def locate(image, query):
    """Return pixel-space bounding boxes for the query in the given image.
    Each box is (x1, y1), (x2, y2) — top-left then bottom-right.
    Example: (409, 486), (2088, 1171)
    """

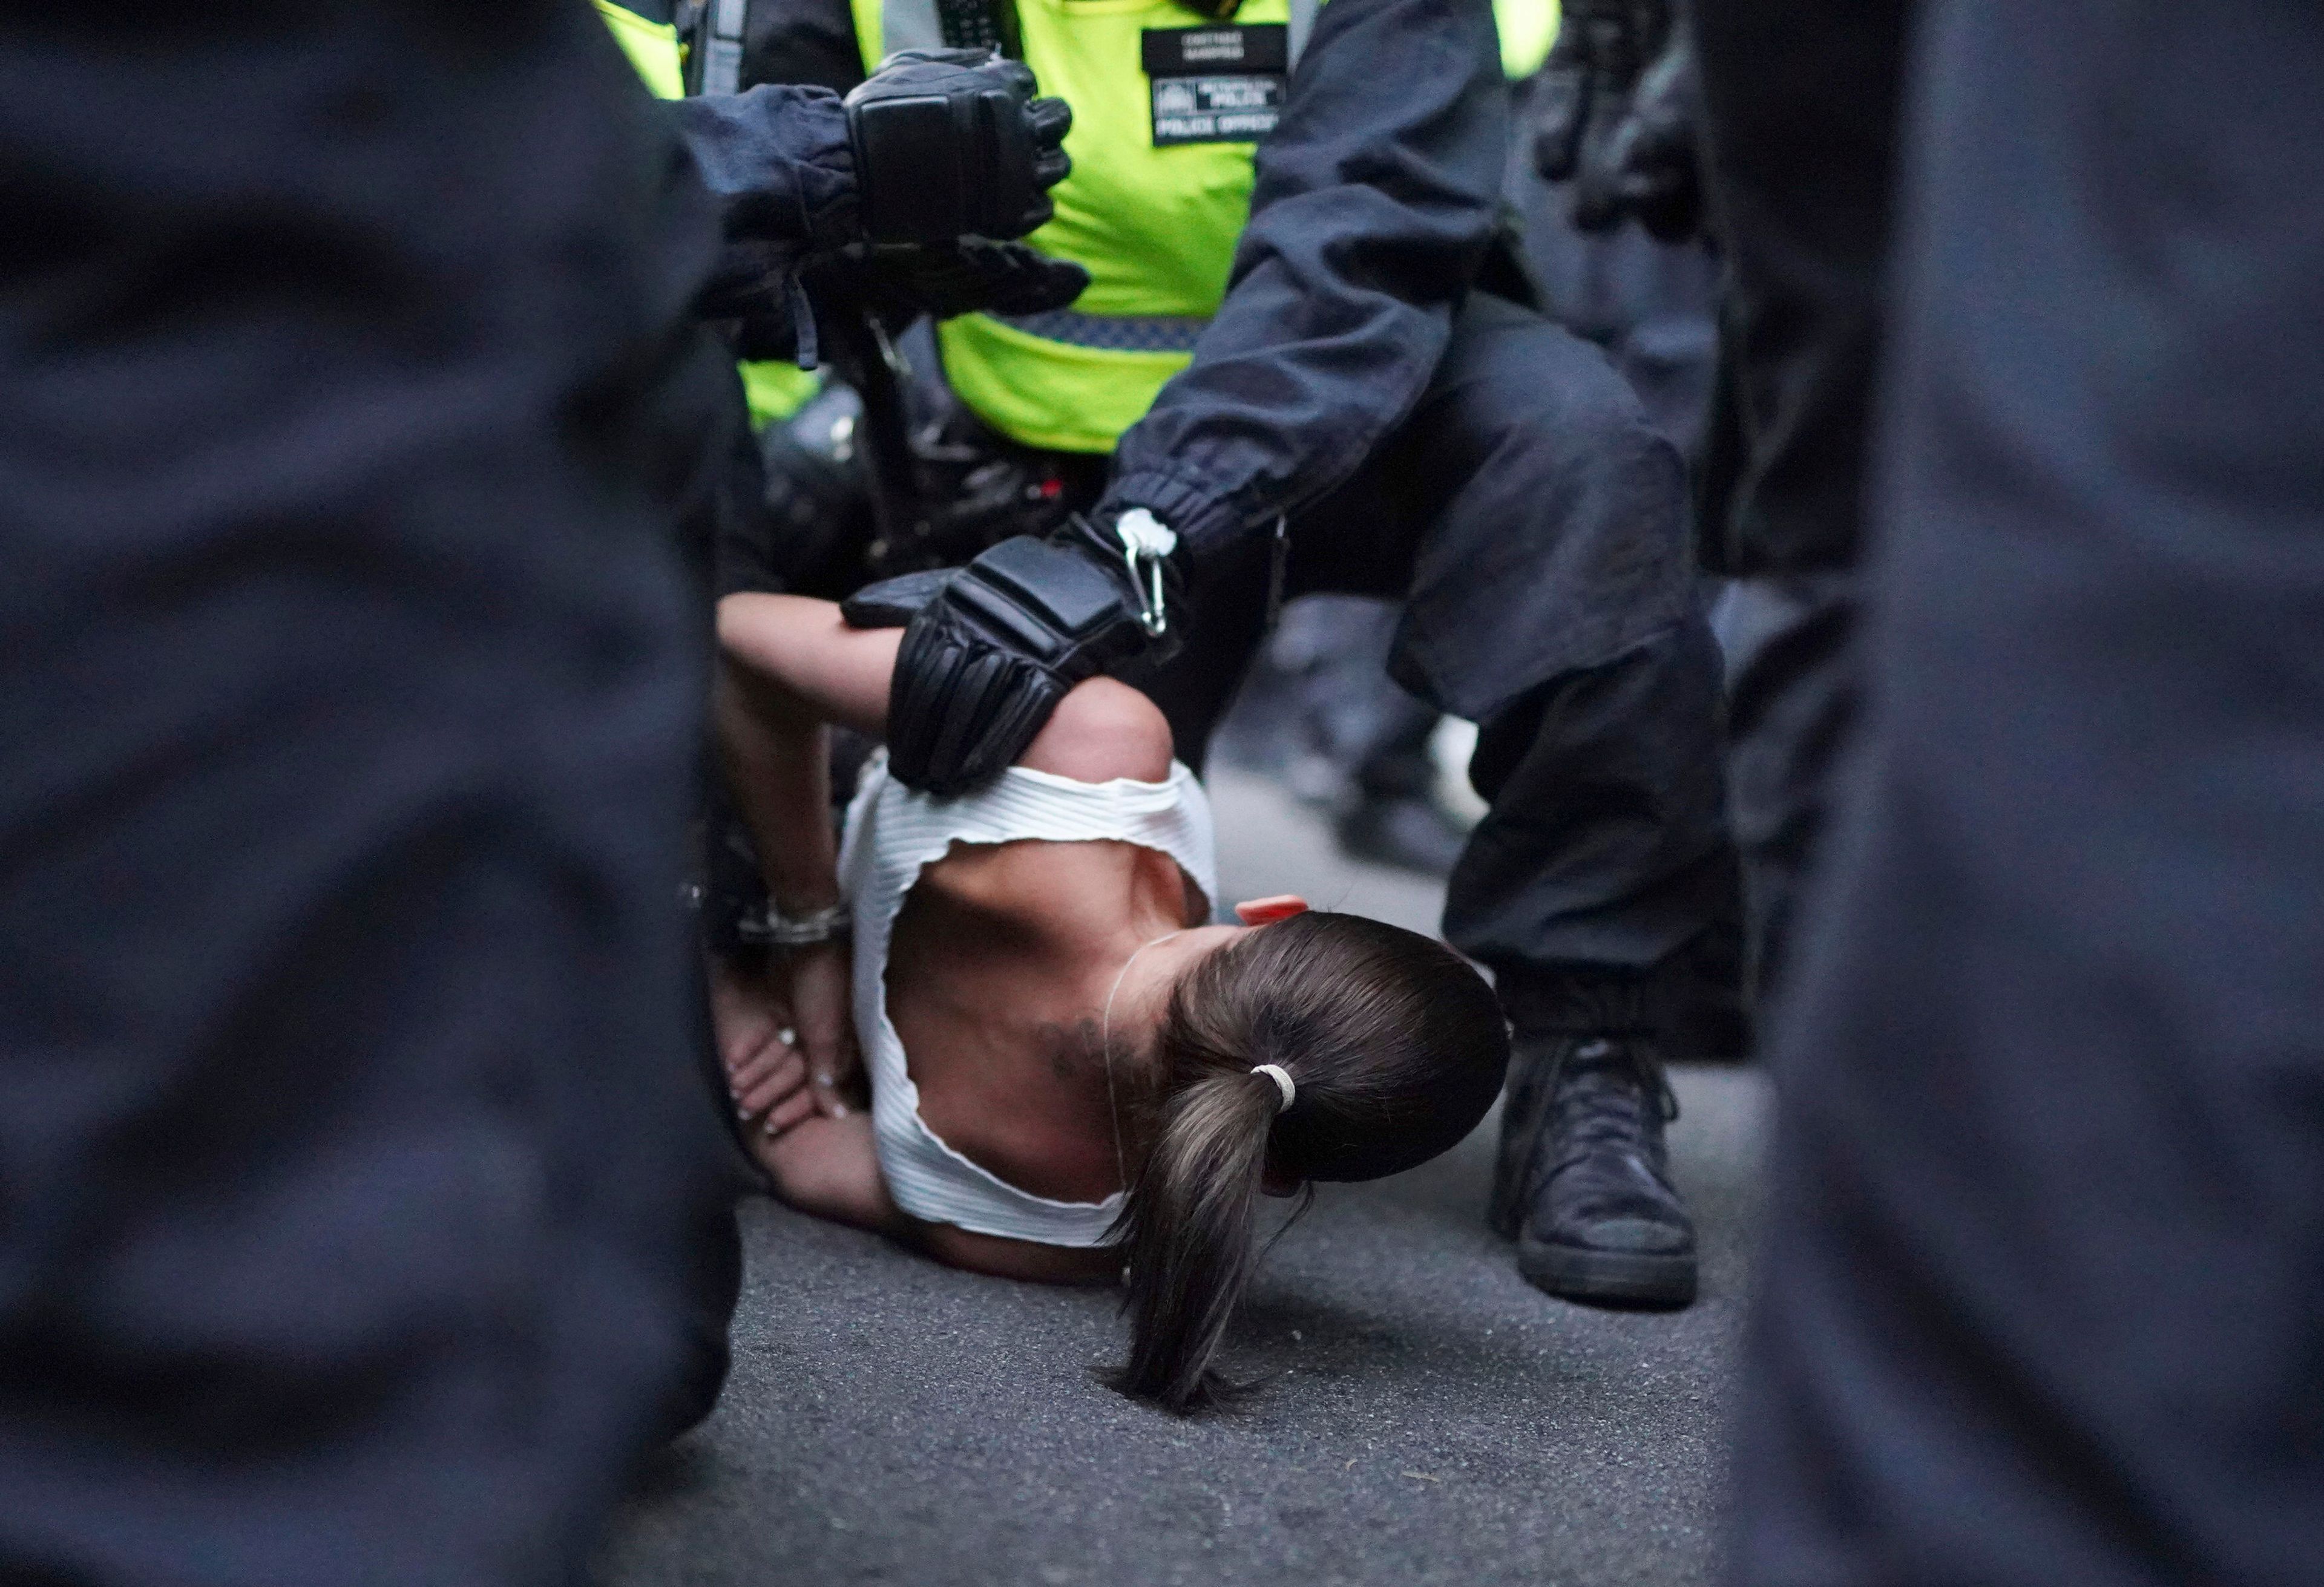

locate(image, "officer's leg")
(1692, 0), (1912, 1006)
(1337, 685), (1465, 877)
(1260, 595), (1466, 876)
(0, 407), (729, 1587)
(1718, 571), (1858, 1000)
(1301, 291), (1744, 1307)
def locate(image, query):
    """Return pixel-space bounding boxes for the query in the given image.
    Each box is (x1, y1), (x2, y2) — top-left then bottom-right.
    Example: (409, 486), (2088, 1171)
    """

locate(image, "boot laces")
(1550, 1036), (1678, 1162)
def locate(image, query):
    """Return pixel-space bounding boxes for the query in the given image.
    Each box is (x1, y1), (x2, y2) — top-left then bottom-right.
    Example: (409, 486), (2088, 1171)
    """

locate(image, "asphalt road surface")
(600, 768), (1767, 1587)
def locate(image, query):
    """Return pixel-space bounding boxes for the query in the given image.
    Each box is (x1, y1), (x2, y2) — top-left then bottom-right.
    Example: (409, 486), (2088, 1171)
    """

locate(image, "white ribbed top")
(838, 750), (1216, 1246)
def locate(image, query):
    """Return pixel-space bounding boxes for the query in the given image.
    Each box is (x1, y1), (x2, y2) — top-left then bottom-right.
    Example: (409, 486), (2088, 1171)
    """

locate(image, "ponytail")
(1106, 1065), (1283, 1411)
(1103, 912), (1509, 1415)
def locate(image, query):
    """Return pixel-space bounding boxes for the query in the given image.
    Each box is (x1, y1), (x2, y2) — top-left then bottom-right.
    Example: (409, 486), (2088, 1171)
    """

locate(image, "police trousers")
(1692, 0), (1915, 1000)
(1124, 293), (1744, 1050)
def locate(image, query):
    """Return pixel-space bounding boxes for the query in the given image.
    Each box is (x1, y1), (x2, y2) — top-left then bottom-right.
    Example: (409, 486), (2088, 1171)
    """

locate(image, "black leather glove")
(1601, 23), (1704, 244)
(717, 238), (1087, 364)
(830, 238), (1091, 323)
(844, 50), (1074, 246)
(841, 512), (1187, 796)
(1532, 0), (1669, 231)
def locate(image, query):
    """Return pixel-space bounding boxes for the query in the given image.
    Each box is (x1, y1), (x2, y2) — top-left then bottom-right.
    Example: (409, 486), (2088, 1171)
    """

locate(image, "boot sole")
(1518, 1237), (1698, 1309)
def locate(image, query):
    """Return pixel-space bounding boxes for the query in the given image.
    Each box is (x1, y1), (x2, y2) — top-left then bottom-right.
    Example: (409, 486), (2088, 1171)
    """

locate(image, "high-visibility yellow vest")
(1495, 0), (1557, 80)
(597, 0), (822, 428)
(737, 357), (820, 426)
(600, 0), (689, 95)
(852, 0), (1293, 454)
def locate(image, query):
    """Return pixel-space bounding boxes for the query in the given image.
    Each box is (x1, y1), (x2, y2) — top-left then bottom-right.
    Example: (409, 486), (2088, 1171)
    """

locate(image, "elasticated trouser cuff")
(1495, 928), (1748, 1061)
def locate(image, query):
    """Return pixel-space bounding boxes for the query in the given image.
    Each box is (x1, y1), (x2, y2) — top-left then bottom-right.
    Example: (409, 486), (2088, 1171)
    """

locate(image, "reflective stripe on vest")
(855, 0), (1296, 453)
(991, 308), (1210, 353)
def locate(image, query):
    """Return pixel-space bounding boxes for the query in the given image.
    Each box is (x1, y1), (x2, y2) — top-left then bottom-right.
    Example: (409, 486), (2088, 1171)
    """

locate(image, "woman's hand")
(711, 947), (861, 1138)
(777, 941), (862, 1120)
(711, 954), (820, 1139)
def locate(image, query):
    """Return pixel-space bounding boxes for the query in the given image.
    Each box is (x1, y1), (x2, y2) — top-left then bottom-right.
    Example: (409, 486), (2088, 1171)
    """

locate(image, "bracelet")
(738, 900), (852, 949)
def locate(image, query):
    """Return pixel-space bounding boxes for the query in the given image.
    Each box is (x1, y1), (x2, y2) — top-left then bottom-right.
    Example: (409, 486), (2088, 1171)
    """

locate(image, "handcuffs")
(736, 900), (853, 950)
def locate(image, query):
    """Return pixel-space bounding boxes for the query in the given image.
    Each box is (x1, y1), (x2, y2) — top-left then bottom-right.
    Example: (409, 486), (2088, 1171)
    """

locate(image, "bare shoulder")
(1017, 676), (1175, 785)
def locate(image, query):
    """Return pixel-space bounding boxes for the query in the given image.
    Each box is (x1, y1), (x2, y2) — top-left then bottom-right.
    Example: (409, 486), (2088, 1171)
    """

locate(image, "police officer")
(737, 0), (1745, 1308)
(583, 0), (1084, 1444)
(1250, 0), (1719, 888)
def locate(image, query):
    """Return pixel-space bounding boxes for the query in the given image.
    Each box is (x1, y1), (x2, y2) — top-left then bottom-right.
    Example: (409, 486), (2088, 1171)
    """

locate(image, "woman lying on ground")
(711, 593), (1509, 1412)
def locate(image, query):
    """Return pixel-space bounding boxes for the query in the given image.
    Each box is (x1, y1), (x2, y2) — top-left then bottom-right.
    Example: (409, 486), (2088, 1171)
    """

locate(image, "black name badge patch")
(1142, 25), (1288, 146)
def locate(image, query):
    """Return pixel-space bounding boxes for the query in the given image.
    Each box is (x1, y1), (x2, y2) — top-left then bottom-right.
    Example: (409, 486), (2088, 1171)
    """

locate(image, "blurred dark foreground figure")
(1686, 0), (1911, 1006)
(0, 4), (742, 1582)
(1531, 0), (1909, 1009)
(1735, 2), (2324, 1581)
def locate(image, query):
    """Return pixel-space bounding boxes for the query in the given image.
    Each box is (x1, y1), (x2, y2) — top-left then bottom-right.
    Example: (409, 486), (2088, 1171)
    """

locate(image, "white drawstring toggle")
(1115, 509), (1178, 639)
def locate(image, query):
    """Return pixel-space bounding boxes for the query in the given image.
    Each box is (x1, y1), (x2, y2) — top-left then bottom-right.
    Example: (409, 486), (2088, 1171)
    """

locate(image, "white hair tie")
(1251, 1063), (1296, 1112)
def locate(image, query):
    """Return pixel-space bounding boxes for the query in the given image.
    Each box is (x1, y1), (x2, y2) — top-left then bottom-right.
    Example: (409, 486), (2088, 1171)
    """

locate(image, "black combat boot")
(1490, 1033), (1696, 1307)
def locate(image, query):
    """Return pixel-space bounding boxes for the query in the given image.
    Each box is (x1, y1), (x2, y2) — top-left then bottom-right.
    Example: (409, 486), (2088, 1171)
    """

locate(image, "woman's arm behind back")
(717, 592), (1176, 783)
(717, 593), (900, 738)
(757, 1112), (898, 1232)
(721, 591), (1170, 1286)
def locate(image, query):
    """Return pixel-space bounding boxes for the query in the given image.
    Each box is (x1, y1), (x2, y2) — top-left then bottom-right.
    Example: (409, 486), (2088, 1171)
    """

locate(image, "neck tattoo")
(1099, 930), (1183, 1196)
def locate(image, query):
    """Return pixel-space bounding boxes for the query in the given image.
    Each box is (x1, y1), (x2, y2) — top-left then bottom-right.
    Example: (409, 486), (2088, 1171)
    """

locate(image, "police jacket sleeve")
(1098, 0), (1509, 557)
(671, 58), (1074, 328)
(662, 85), (861, 269)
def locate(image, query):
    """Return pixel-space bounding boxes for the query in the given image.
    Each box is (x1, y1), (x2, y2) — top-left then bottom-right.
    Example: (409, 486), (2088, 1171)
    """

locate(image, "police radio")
(677, 0), (749, 94)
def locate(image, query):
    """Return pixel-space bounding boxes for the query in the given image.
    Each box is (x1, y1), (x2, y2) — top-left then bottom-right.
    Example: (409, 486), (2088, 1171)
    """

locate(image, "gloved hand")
(844, 50), (1074, 246)
(1600, 22), (1704, 244)
(712, 238), (1088, 362)
(840, 512), (1187, 796)
(833, 237), (1091, 322)
(1531, 0), (1670, 231)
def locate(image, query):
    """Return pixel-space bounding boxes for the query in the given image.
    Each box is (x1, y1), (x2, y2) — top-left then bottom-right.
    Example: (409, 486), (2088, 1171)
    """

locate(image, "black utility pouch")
(1140, 23), (1288, 146)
